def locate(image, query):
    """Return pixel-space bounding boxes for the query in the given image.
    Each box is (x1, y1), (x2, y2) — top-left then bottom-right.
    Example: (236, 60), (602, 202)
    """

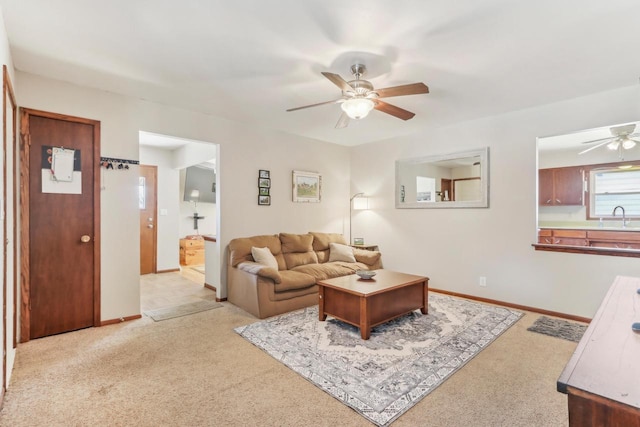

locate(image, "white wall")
(178, 168), (216, 237)
(350, 85), (640, 319)
(17, 71), (350, 311)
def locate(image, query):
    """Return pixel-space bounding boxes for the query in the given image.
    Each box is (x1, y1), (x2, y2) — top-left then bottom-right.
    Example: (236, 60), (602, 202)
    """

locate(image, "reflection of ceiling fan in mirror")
(286, 64), (429, 129)
(578, 124), (640, 156)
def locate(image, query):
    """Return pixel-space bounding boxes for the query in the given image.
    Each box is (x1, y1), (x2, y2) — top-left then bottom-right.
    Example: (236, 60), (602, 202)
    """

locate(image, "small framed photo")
(258, 178), (271, 188)
(292, 170), (321, 203)
(259, 187), (270, 196)
(258, 195), (271, 206)
(353, 238), (364, 245)
(259, 170), (270, 179)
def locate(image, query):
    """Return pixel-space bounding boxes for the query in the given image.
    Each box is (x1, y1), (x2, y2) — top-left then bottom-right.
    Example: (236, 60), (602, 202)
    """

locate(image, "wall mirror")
(396, 147), (489, 209)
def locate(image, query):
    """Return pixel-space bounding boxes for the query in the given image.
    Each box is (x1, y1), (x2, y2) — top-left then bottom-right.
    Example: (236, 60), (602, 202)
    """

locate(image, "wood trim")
(204, 283), (216, 291)
(430, 288), (591, 323)
(5, 66), (17, 351)
(19, 108), (101, 342)
(19, 109), (30, 343)
(202, 235), (217, 242)
(532, 243), (640, 258)
(99, 314), (142, 326)
(2, 64), (16, 392)
(215, 297), (227, 302)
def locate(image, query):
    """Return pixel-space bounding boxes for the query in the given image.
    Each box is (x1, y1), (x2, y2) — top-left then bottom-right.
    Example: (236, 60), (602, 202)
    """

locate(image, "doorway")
(20, 108), (101, 341)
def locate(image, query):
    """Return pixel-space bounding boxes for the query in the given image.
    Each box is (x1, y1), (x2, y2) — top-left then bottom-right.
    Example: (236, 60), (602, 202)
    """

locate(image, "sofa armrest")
(237, 261), (282, 284)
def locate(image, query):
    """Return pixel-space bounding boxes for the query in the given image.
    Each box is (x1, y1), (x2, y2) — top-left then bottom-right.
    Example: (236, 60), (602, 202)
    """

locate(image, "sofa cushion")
(310, 232), (347, 263)
(280, 233), (318, 269)
(251, 246), (278, 270)
(291, 262), (358, 281)
(329, 242), (356, 263)
(229, 234), (286, 270)
(274, 270), (317, 292)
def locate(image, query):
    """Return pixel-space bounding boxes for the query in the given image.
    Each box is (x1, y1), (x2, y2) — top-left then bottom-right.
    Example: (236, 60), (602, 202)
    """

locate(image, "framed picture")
(259, 170), (270, 179)
(259, 187), (269, 196)
(292, 170), (321, 203)
(258, 178), (271, 188)
(258, 195), (271, 205)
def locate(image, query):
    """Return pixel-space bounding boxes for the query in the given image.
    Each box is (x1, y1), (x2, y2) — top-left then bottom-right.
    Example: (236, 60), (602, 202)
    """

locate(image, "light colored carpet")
(527, 315), (588, 342)
(236, 294), (522, 426)
(0, 294), (576, 427)
(144, 300), (222, 321)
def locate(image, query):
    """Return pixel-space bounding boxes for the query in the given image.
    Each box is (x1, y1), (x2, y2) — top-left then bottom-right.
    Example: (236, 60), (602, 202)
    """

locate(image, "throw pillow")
(328, 242), (356, 263)
(251, 246), (278, 270)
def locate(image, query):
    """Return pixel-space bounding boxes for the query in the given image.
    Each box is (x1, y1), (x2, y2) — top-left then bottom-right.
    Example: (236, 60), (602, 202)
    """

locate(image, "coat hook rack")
(99, 157), (139, 170)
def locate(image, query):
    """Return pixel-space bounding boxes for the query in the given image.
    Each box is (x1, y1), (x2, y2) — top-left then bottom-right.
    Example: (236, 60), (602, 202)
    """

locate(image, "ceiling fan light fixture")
(341, 98), (374, 120)
(607, 140), (620, 150)
(622, 138), (637, 150)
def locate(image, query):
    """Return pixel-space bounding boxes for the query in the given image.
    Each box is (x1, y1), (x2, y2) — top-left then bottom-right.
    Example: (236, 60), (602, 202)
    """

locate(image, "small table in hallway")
(317, 269), (429, 340)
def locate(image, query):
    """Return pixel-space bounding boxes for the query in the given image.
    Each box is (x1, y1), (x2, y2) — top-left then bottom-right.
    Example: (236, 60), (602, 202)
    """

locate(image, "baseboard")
(215, 297), (227, 302)
(100, 314), (142, 326)
(156, 268), (180, 273)
(430, 288), (591, 324)
(204, 283), (216, 291)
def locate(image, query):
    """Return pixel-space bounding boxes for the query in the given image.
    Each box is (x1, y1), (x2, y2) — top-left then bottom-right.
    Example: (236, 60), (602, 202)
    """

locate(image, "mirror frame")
(395, 147), (490, 209)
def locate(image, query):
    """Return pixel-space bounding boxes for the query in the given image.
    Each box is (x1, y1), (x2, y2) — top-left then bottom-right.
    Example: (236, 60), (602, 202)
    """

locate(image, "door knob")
(147, 224), (154, 229)
(80, 235), (91, 243)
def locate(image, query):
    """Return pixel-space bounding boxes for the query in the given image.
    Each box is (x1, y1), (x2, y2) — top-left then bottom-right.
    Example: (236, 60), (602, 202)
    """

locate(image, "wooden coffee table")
(317, 269), (429, 340)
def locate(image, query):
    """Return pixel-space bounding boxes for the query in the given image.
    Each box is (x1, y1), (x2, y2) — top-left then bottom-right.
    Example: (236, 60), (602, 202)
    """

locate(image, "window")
(589, 167), (640, 218)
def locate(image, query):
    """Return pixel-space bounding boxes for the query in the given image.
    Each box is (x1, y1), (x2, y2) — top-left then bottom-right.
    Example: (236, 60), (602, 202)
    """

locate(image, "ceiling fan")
(578, 124), (640, 156)
(286, 64), (429, 128)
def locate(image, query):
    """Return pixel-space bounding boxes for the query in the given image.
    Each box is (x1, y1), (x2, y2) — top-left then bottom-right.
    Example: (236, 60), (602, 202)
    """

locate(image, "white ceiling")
(2, 0), (640, 147)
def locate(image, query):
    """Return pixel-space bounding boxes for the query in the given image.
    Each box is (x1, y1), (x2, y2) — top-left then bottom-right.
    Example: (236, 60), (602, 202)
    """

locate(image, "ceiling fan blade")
(374, 100), (415, 120)
(581, 136), (614, 145)
(335, 112), (350, 129)
(578, 140), (613, 155)
(375, 83), (429, 98)
(321, 72), (353, 93)
(286, 98), (343, 112)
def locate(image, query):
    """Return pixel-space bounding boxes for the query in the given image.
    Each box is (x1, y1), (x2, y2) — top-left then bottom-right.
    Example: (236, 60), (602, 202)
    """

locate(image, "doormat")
(527, 316), (587, 342)
(145, 300), (222, 322)
(235, 294), (521, 426)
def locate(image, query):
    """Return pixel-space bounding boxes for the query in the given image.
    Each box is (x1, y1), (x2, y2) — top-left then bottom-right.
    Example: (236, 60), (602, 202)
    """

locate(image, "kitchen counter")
(534, 226), (640, 258)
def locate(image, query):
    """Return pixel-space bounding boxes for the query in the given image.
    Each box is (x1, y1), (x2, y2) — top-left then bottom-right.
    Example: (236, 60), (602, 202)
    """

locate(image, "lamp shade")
(353, 196), (369, 210)
(341, 98), (374, 120)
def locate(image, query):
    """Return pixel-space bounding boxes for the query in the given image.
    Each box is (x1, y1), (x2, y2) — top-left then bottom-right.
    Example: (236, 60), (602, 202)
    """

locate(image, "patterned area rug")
(145, 300), (222, 321)
(527, 316), (587, 342)
(235, 294), (522, 426)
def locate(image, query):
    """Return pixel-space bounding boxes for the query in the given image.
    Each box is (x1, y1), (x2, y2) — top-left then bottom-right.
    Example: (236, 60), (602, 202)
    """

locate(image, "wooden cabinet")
(539, 228), (640, 249)
(557, 276), (640, 426)
(180, 237), (205, 266)
(538, 229), (588, 246)
(587, 230), (640, 250)
(538, 166), (584, 206)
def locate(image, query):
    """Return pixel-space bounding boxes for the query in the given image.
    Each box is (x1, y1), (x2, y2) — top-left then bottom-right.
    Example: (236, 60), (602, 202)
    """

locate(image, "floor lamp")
(350, 192), (368, 244)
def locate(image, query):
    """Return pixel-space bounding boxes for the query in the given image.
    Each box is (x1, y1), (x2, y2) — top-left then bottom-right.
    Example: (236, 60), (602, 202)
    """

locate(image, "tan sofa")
(227, 232), (382, 318)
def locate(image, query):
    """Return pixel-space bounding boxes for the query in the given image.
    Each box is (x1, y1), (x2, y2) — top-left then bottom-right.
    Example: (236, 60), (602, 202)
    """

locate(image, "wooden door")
(20, 109), (100, 341)
(139, 165), (157, 275)
(440, 178), (452, 201)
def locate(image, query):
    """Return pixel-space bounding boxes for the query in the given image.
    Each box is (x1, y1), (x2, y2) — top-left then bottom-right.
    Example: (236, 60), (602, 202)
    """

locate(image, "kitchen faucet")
(612, 206), (627, 228)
